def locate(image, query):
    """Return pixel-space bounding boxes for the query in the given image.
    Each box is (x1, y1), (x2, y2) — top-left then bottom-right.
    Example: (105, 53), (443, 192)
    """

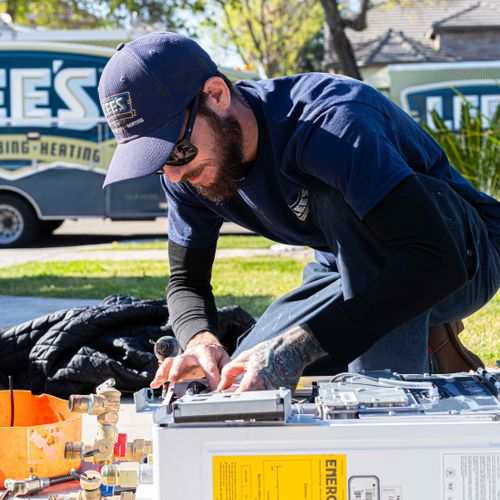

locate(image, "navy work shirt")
(162, 73), (499, 264)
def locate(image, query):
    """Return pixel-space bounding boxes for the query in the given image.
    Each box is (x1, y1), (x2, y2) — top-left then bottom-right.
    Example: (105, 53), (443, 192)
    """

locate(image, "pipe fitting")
(124, 439), (152, 462)
(65, 379), (122, 465)
(64, 441), (85, 460)
(78, 470), (102, 500)
(101, 462), (153, 488)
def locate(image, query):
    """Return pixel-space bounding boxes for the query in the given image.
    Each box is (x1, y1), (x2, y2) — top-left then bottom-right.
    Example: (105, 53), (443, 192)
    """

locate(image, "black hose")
(48, 473), (77, 486)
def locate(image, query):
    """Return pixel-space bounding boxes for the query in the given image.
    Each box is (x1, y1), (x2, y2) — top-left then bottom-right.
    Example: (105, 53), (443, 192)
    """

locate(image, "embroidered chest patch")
(289, 188), (309, 221)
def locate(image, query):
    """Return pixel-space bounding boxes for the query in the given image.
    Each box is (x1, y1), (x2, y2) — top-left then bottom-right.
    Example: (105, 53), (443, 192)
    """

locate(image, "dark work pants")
(233, 174), (500, 374)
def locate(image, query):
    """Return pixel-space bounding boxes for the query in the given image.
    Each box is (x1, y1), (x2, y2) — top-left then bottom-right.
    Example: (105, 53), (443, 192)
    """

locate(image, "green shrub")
(422, 95), (499, 198)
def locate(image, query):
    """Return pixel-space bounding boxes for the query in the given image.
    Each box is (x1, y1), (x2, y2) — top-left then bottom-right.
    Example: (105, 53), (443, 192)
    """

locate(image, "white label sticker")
(443, 453), (500, 500)
(349, 476), (379, 500)
(381, 486), (402, 500)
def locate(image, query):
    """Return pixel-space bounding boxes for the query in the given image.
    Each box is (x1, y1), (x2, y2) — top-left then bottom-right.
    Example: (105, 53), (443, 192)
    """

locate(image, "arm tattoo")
(247, 324), (326, 391)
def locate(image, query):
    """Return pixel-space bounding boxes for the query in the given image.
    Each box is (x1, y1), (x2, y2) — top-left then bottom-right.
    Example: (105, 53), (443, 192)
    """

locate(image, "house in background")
(323, 0), (500, 128)
(0, 14), (149, 48)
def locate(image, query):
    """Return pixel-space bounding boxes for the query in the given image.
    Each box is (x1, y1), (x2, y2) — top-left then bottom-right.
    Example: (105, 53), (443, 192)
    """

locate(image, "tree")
(1, 0), (105, 29)
(320, 1), (428, 80)
(320, 0), (369, 80)
(4, 0), (26, 22)
(296, 29), (324, 73)
(206, 0), (324, 78)
(0, 0), (204, 31)
(105, 0), (206, 31)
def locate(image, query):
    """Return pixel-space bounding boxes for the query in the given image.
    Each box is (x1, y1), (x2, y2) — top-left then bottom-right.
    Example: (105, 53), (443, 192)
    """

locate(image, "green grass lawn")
(0, 257), (497, 365)
(92, 235), (275, 251)
(461, 294), (499, 364)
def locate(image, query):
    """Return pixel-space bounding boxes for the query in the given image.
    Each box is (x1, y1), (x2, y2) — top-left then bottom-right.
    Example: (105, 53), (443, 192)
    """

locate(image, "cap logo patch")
(102, 91), (136, 126)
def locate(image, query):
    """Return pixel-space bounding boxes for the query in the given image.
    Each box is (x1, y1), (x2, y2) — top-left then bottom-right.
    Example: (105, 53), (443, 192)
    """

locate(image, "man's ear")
(201, 76), (231, 112)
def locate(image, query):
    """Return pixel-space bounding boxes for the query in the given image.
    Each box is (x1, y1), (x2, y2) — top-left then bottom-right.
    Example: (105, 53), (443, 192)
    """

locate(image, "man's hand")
(150, 331), (231, 390)
(217, 324), (326, 392)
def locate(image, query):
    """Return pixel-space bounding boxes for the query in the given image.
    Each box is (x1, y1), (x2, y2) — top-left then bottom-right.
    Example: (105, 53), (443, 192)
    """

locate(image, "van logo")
(400, 80), (500, 130)
(0, 48), (113, 175)
(102, 91), (136, 125)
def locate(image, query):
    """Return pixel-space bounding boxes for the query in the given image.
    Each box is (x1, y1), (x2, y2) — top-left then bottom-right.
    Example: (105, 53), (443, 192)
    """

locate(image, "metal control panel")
(134, 369), (500, 500)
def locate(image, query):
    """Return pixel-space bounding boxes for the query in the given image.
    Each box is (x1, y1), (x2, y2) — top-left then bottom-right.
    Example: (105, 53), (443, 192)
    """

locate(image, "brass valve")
(123, 439), (152, 462)
(68, 380), (121, 417)
(79, 470), (102, 499)
(66, 379), (121, 465)
(101, 463), (138, 488)
(64, 438), (151, 464)
(101, 462), (153, 490)
(48, 470), (102, 500)
(72, 470), (135, 499)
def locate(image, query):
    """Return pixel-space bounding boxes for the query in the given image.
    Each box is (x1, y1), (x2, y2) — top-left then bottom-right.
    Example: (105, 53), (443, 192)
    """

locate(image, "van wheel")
(41, 220), (64, 235)
(0, 195), (41, 247)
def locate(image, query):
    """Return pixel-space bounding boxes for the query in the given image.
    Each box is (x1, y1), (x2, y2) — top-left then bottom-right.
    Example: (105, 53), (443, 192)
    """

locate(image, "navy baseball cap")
(98, 32), (218, 187)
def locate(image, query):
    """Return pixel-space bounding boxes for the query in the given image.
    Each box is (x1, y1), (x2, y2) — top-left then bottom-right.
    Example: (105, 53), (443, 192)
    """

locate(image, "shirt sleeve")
(167, 240), (219, 350)
(160, 176), (224, 348)
(299, 101), (415, 219)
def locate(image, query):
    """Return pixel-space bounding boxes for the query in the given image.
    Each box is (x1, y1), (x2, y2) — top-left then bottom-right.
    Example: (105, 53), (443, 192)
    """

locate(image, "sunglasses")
(156, 94), (200, 174)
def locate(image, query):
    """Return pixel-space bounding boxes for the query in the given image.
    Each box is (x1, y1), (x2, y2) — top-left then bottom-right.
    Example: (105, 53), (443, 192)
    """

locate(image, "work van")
(0, 41), (257, 247)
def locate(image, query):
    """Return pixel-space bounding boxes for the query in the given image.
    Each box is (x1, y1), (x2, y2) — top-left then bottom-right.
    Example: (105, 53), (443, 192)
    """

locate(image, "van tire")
(0, 194), (41, 247)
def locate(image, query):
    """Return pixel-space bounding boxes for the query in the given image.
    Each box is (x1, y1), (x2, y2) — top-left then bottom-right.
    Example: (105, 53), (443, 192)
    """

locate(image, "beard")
(187, 103), (249, 204)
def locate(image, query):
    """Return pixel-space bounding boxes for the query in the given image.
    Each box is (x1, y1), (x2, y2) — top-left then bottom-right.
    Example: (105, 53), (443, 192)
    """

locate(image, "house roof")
(432, 1), (500, 31)
(325, 0), (500, 68)
(356, 28), (453, 66)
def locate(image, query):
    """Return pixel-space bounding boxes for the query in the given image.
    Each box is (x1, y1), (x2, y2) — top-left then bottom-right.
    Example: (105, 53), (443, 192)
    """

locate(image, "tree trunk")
(6, 0), (18, 22)
(320, 0), (363, 81)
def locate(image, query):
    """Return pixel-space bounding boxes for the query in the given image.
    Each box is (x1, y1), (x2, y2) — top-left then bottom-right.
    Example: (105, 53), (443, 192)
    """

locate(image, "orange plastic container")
(0, 390), (81, 484)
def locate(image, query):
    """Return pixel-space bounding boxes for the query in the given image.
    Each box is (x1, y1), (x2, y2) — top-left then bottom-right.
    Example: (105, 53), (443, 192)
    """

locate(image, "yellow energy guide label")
(212, 454), (347, 500)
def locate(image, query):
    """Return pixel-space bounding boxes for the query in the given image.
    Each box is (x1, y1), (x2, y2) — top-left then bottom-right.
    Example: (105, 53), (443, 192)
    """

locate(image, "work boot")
(428, 320), (485, 373)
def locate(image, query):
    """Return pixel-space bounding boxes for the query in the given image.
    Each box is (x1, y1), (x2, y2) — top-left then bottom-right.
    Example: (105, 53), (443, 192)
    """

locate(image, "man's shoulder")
(240, 72), (362, 89)
(238, 73), (387, 120)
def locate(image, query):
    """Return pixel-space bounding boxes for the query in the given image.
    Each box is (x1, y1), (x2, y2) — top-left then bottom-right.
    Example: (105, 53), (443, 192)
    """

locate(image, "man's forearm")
(167, 285), (219, 349)
(245, 325), (326, 390)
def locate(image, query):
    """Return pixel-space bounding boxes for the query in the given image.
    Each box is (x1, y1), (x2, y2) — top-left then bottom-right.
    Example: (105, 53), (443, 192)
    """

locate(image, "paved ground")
(0, 295), (102, 328)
